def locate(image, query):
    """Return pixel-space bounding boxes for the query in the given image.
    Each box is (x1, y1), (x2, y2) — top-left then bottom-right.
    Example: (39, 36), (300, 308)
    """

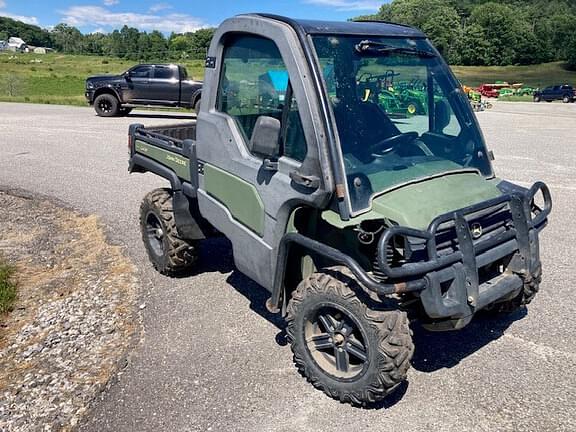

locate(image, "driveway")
(0, 102), (574, 432)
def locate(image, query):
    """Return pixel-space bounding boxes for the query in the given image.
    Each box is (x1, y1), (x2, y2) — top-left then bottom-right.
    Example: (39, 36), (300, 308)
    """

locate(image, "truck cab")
(128, 14), (551, 406)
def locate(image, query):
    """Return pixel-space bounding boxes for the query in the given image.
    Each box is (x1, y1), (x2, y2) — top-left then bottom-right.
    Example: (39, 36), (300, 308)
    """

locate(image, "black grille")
(434, 203), (512, 256)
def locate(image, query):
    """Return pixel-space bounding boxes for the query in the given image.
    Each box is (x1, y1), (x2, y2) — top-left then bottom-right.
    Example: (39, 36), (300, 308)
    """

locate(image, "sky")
(0, 0), (385, 34)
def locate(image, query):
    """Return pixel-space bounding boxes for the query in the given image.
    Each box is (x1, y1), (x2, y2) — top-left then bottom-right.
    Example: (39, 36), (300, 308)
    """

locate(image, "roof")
(252, 14), (426, 38)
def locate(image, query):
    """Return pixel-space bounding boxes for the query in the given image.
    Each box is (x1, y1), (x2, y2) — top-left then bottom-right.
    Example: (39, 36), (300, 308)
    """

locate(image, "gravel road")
(1, 102), (574, 432)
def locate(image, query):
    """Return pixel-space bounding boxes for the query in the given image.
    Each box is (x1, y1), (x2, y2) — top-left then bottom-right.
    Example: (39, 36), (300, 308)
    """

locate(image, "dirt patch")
(0, 190), (138, 431)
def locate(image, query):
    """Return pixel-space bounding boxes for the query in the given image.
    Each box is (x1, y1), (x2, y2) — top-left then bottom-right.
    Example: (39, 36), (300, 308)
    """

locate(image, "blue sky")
(0, 0), (385, 33)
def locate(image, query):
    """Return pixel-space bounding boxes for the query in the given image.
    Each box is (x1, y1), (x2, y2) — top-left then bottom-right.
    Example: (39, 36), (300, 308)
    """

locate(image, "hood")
(86, 74), (122, 82)
(322, 172), (501, 230)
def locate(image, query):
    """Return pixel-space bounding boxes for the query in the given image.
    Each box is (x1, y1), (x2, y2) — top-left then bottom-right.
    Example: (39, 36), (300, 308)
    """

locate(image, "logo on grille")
(470, 222), (483, 239)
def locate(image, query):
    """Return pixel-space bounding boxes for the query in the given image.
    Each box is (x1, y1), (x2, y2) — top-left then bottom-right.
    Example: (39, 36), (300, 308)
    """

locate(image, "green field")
(0, 53), (205, 106)
(1, 52), (575, 106)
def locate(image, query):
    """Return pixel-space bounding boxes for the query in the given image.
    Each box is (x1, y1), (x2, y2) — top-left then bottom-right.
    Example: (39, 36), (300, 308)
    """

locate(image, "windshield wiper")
(354, 40), (436, 58)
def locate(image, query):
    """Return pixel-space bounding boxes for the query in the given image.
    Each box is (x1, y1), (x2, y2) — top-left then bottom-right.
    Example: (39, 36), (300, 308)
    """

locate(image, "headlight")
(86, 82), (95, 89)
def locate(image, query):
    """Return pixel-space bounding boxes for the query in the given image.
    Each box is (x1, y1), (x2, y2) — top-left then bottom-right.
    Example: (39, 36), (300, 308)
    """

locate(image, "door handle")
(289, 171), (320, 190)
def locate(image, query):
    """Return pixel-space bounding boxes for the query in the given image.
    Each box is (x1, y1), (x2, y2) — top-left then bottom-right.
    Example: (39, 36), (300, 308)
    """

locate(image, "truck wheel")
(140, 188), (197, 275)
(562, 95), (571, 103)
(286, 269), (413, 406)
(94, 94), (120, 117)
(533, 95), (541, 103)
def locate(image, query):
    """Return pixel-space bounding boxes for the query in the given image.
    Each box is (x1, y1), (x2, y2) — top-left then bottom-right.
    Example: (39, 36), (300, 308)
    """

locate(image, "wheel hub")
(304, 306), (368, 379)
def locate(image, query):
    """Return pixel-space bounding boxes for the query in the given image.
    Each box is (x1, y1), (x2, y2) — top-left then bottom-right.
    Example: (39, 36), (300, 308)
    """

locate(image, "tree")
(51, 23), (83, 53)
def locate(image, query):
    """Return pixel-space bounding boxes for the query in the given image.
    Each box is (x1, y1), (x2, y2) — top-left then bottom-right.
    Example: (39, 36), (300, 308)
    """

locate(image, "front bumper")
(377, 181), (552, 321)
(85, 89), (95, 104)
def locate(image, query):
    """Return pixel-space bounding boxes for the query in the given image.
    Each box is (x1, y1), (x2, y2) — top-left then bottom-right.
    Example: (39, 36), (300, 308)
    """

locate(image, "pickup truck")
(533, 84), (576, 103)
(128, 14), (551, 405)
(85, 64), (202, 117)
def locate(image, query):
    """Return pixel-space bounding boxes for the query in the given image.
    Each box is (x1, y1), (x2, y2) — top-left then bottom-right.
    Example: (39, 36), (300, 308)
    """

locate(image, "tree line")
(2, 0), (576, 68)
(355, 0), (576, 69)
(0, 17), (215, 62)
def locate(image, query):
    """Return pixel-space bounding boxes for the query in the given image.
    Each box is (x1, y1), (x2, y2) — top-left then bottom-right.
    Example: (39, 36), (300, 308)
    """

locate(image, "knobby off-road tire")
(94, 94), (120, 117)
(286, 269), (414, 406)
(140, 188), (197, 275)
(485, 269), (542, 314)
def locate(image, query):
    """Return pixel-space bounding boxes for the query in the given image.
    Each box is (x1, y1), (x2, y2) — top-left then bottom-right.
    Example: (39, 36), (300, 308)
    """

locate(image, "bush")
(101, 59), (109, 64)
(0, 258), (17, 314)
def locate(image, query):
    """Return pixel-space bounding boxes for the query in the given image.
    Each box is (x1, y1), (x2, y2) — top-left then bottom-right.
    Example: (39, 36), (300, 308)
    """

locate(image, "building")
(7, 37), (28, 52)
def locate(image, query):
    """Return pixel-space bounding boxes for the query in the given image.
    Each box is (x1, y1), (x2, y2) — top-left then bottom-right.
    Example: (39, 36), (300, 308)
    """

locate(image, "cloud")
(0, 11), (39, 25)
(304, 0), (381, 11)
(103, 0), (119, 5)
(149, 3), (172, 13)
(60, 6), (206, 33)
(0, 1), (5, 9)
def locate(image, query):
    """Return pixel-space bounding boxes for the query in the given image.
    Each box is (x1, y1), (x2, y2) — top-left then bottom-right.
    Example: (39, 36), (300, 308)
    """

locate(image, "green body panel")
(135, 140), (191, 182)
(203, 164), (265, 236)
(322, 173), (502, 230)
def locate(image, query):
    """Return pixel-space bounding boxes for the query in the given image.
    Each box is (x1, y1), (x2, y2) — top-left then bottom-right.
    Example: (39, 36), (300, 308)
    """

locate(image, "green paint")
(135, 140), (191, 181)
(322, 172), (501, 230)
(204, 164), (265, 236)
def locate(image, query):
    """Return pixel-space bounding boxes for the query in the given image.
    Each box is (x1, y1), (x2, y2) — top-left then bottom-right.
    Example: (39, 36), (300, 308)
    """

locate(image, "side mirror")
(250, 116), (281, 170)
(434, 99), (451, 133)
(124, 71), (132, 81)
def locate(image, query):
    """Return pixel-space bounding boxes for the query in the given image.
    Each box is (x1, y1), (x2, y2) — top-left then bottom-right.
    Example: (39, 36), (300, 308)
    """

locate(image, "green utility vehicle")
(129, 15), (552, 405)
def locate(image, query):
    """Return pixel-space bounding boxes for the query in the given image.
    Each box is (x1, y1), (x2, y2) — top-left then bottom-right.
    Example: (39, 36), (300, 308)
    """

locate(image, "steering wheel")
(369, 132), (419, 155)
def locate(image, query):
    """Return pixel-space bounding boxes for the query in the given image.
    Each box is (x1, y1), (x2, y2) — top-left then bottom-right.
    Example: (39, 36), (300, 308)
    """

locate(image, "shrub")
(0, 258), (17, 314)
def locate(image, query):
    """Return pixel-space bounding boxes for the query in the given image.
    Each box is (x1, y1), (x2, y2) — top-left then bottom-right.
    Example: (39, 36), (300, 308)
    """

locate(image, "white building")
(7, 37), (28, 52)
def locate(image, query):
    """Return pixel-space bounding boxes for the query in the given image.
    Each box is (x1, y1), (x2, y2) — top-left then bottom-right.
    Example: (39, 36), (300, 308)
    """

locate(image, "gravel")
(0, 191), (137, 431)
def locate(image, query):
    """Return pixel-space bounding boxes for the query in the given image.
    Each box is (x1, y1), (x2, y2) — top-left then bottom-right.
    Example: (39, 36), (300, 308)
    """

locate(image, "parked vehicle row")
(85, 64), (202, 117)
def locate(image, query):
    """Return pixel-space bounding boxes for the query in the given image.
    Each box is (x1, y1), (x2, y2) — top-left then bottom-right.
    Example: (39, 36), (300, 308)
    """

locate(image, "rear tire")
(533, 95), (541, 103)
(140, 188), (198, 275)
(94, 93), (120, 117)
(286, 268), (413, 406)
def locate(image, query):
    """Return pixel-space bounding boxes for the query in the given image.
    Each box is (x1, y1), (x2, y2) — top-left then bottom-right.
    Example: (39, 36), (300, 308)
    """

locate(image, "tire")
(94, 93), (120, 117)
(562, 95), (571, 103)
(193, 98), (201, 114)
(533, 95), (541, 103)
(484, 268), (542, 314)
(119, 107), (133, 116)
(286, 268), (413, 406)
(139, 188), (198, 275)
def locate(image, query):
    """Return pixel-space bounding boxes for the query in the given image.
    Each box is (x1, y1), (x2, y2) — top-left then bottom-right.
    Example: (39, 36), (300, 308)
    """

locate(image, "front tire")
(94, 94), (120, 117)
(286, 269), (413, 405)
(533, 95), (541, 103)
(140, 189), (198, 275)
(562, 95), (571, 103)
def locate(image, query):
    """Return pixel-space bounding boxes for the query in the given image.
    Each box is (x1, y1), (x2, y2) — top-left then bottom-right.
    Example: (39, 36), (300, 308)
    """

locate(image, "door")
(148, 65), (180, 104)
(196, 33), (327, 290)
(125, 65), (153, 102)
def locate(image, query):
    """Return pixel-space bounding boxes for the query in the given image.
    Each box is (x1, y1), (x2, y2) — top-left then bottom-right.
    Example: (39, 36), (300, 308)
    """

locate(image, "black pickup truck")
(86, 64), (202, 117)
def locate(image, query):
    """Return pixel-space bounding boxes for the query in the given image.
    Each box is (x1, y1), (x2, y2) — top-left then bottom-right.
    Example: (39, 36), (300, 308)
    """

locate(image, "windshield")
(312, 35), (493, 214)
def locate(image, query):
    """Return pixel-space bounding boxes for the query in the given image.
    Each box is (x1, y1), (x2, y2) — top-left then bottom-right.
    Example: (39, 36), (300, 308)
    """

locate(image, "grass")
(0, 52), (205, 106)
(496, 95), (534, 102)
(1, 52), (575, 106)
(452, 61), (576, 88)
(0, 257), (17, 314)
